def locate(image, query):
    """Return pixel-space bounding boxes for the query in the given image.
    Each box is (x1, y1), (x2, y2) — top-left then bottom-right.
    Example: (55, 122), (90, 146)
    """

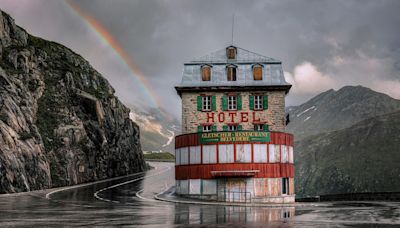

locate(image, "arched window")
(253, 64), (263, 80)
(226, 46), (237, 60)
(201, 65), (211, 81)
(227, 65), (237, 81)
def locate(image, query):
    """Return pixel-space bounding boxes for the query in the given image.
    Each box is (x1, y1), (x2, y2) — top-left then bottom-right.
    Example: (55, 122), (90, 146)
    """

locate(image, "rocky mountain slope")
(287, 86), (400, 197)
(287, 86), (400, 140)
(295, 111), (400, 197)
(0, 10), (145, 193)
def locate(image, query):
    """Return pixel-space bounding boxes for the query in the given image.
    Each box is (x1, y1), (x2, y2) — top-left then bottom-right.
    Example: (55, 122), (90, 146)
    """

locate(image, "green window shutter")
(212, 125), (217, 132)
(222, 96), (227, 111)
(238, 124), (242, 131)
(197, 125), (202, 132)
(263, 124), (269, 132)
(223, 125), (228, 131)
(263, 95), (268, 110)
(197, 96), (202, 111)
(212, 95), (216, 111)
(237, 95), (242, 110)
(249, 95), (254, 110)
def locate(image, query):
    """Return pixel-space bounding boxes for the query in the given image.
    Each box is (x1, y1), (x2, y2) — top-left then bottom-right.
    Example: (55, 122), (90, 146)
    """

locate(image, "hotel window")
(227, 65), (237, 81)
(228, 96), (237, 110)
(254, 124), (264, 131)
(203, 125), (212, 132)
(201, 65), (211, 81)
(202, 96), (211, 111)
(197, 95), (216, 112)
(228, 125), (237, 131)
(254, 95), (263, 110)
(282, 177), (289, 195)
(226, 46), (237, 59)
(253, 64), (263, 80)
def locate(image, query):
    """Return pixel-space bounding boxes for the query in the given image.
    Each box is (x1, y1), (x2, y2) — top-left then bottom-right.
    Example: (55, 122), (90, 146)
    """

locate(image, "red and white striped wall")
(175, 132), (294, 180)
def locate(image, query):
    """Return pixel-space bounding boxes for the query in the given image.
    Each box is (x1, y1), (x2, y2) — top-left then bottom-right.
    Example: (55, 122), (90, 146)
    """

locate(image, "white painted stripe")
(45, 170), (150, 200)
(94, 165), (172, 203)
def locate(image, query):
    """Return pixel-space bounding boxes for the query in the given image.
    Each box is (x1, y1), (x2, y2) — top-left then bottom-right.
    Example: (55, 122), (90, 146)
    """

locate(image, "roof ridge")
(189, 45), (280, 63)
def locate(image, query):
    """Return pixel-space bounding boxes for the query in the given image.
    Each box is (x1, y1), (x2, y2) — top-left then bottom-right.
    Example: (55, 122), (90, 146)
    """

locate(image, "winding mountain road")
(0, 162), (399, 227)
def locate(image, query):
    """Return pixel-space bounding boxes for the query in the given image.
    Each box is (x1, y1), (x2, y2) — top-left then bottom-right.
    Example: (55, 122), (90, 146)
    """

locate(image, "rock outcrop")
(0, 10), (145, 193)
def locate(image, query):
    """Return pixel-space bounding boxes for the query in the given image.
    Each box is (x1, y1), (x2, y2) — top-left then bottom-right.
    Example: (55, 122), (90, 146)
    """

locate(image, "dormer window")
(201, 65), (211, 81)
(253, 64), (263, 80)
(226, 46), (237, 60)
(227, 65), (237, 81)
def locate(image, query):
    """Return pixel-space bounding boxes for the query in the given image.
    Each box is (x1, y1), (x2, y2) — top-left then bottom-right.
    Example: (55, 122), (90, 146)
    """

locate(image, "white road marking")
(45, 170), (149, 199)
(94, 165), (172, 203)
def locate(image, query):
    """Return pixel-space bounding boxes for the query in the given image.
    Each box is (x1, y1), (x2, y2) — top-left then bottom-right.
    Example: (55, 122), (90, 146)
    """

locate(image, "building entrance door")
(218, 178), (250, 203)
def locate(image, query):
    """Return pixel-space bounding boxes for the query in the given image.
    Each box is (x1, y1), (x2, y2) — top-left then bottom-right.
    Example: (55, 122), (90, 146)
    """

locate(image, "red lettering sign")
(240, 112), (249, 122)
(207, 112), (215, 123)
(228, 112), (237, 122)
(252, 111), (261, 122)
(218, 112), (225, 122)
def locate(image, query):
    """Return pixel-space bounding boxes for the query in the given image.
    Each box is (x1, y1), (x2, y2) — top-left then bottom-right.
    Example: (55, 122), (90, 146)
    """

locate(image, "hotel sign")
(200, 131), (270, 144)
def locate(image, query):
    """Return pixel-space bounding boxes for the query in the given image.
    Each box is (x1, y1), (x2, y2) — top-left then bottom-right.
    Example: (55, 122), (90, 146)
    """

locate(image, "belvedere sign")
(200, 131), (270, 144)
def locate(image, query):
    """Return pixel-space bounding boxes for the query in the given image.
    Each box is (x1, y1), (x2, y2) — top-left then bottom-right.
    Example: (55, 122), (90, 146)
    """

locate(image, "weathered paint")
(175, 163), (294, 180)
(176, 131), (294, 148)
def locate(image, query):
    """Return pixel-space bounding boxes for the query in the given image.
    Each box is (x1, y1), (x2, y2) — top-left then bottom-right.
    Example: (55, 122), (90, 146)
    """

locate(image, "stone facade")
(181, 90), (286, 134)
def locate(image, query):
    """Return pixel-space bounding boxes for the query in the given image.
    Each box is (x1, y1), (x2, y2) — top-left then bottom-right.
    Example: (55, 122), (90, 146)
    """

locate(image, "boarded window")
(226, 47), (237, 59)
(236, 144), (252, 163)
(203, 145), (217, 164)
(254, 144), (267, 163)
(175, 148), (181, 165)
(227, 66), (236, 81)
(218, 144), (234, 163)
(282, 146), (288, 163)
(202, 180), (217, 195)
(189, 146), (201, 164)
(180, 180), (189, 195)
(289, 146), (294, 163)
(189, 179), (201, 194)
(180, 147), (189, 165)
(201, 65), (211, 81)
(269, 144), (277, 163)
(253, 65), (263, 80)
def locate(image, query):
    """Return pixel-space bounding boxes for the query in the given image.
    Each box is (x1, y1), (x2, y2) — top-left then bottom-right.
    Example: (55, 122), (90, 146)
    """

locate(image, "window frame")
(227, 125), (238, 131)
(226, 46), (237, 59)
(202, 96), (211, 111)
(254, 124), (264, 131)
(202, 125), (212, 132)
(201, 65), (212, 81)
(282, 177), (289, 195)
(252, 64), (263, 80)
(227, 65), (237, 81)
(254, 95), (263, 110)
(227, 95), (237, 111)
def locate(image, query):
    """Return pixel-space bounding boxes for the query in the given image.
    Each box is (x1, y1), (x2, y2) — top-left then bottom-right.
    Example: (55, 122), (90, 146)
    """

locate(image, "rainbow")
(64, 0), (163, 111)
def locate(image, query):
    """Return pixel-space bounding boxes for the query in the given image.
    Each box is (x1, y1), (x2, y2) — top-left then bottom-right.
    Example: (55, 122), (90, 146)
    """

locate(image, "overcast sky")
(1, 0), (400, 118)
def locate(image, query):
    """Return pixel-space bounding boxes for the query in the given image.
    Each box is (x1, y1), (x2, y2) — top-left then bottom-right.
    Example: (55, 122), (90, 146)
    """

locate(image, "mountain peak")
(287, 86), (400, 139)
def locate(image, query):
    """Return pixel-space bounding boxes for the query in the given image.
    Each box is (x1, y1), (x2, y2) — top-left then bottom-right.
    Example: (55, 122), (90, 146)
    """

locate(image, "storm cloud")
(1, 0), (399, 117)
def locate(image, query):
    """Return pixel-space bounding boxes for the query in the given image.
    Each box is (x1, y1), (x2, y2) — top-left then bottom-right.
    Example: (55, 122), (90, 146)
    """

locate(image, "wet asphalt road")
(0, 162), (399, 227)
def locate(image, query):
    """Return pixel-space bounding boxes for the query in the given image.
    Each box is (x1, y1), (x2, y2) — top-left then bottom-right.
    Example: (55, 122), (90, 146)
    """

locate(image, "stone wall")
(181, 90), (286, 134)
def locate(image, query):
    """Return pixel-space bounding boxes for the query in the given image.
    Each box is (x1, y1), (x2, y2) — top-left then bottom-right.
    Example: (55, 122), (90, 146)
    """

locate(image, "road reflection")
(174, 204), (294, 226)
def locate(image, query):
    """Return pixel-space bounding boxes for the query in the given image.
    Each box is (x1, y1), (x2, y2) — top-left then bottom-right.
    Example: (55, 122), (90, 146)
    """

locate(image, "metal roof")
(189, 46), (281, 64)
(176, 46), (291, 90)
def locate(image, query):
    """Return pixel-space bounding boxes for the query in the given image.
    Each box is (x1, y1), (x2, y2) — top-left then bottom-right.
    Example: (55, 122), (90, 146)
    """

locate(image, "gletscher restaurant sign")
(200, 131), (271, 144)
